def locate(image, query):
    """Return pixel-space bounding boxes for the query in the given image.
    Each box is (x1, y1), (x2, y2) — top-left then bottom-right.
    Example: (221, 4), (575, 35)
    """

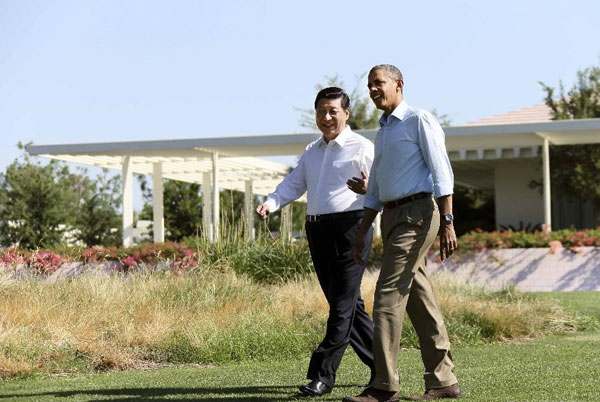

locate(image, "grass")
(0, 330), (597, 401)
(0, 268), (587, 379)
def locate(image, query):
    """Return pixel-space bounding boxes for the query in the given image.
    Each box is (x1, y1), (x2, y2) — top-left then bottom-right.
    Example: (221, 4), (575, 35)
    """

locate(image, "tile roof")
(465, 103), (553, 126)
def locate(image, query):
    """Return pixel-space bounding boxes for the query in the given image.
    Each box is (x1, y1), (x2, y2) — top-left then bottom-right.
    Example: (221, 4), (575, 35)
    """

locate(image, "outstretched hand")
(352, 233), (366, 265)
(255, 204), (270, 220)
(347, 171), (368, 195)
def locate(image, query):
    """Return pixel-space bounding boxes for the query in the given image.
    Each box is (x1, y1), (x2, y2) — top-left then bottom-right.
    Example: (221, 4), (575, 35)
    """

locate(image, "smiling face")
(367, 68), (404, 115)
(315, 97), (350, 141)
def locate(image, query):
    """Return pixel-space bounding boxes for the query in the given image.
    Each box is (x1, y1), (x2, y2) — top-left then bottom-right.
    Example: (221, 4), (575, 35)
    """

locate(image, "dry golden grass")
(0, 269), (576, 378)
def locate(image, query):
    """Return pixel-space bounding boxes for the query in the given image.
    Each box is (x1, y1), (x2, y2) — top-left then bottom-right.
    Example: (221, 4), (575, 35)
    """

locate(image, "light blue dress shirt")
(364, 101), (454, 212)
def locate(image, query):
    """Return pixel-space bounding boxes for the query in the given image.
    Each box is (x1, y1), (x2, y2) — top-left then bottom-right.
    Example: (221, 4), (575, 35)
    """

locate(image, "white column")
(202, 171), (213, 241)
(122, 156), (134, 246)
(244, 180), (255, 241)
(542, 137), (552, 231)
(152, 162), (164, 243)
(374, 213), (381, 238)
(212, 152), (220, 242)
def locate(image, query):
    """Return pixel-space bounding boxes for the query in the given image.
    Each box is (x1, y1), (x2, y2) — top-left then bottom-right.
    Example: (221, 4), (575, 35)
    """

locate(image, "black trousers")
(304, 212), (375, 388)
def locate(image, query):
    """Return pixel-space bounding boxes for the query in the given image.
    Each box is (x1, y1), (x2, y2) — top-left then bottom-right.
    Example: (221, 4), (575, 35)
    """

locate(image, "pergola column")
(202, 171), (213, 241)
(542, 137), (552, 231)
(122, 156), (134, 246)
(212, 152), (220, 242)
(152, 162), (164, 243)
(244, 180), (255, 241)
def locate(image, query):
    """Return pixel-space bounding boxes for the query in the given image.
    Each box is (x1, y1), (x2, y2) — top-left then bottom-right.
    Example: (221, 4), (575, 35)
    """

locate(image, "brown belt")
(383, 192), (432, 209)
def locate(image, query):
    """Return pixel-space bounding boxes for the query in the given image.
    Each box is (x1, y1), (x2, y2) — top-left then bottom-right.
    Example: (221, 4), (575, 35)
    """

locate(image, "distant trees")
(540, 63), (600, 207)
(138, 178), (203, 242)
(0, 150), (121, 248)
(297, 74), (381, 130)
(72, 172), (122, 247)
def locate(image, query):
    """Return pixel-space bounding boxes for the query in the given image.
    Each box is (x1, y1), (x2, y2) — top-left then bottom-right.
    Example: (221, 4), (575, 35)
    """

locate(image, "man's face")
(315, 97), (350, 141)
(367, 68), (403, 115)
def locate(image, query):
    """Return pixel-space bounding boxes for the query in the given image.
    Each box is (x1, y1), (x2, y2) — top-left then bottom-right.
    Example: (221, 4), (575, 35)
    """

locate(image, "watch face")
(444, 214), (454, 222)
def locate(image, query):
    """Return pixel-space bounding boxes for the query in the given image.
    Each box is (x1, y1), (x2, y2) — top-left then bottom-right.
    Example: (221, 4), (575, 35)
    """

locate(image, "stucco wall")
(494, 159), (543, 230)
(428, 247), (600, 291)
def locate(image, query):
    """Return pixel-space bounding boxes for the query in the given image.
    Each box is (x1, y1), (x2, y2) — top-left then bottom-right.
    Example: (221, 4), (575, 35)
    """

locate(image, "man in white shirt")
(344, 65), (460, 402)
(256, 87), (375, 397)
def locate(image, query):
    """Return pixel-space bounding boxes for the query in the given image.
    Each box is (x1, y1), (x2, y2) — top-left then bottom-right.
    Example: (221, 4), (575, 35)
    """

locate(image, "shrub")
(458, 228), (600, 251)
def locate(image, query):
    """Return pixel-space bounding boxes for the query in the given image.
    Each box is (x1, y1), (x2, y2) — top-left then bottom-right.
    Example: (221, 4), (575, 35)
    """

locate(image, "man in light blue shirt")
(344, 65), (460, 402)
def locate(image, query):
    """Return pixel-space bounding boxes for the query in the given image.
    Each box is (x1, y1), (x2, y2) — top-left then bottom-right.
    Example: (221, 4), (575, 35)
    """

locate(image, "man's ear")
(345, 108), (350, 119)
(396, 79), (404, 93)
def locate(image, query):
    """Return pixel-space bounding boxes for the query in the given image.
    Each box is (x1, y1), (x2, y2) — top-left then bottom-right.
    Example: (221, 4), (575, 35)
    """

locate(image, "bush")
(457, 228), (600, 251)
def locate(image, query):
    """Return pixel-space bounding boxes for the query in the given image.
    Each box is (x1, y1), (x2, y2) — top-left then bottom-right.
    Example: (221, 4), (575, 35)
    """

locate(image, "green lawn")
(534, 291), (600, 320)
(0, 292), (598, 402)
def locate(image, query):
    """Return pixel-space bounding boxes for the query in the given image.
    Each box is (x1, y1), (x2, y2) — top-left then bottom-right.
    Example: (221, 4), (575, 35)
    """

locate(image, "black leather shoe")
(298, 380), (332, 396)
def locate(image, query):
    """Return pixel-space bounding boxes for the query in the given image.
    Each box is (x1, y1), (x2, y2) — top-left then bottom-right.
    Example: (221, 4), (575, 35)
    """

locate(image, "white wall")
(494, 159), (543, 230)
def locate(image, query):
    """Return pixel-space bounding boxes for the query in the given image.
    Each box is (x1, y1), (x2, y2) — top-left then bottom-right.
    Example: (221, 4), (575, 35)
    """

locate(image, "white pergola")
(26, 117), (600, 244)
(26, 138), (300, 245)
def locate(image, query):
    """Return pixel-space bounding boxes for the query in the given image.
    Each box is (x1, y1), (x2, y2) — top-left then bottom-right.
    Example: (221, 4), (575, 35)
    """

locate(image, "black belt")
(383, 192), (432, 209)
(306, 210), (364, 223)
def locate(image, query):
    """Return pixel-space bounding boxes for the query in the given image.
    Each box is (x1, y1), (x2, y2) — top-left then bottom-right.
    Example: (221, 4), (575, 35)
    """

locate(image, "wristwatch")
(442, 213), (454, 224)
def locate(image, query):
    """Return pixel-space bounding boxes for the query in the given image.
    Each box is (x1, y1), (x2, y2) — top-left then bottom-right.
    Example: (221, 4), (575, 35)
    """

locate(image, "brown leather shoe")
(403, 383), (461, 400)
(343, 386), (400, 402)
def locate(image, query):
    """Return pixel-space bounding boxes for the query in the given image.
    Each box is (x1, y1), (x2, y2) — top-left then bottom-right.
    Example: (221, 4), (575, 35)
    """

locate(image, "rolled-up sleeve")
(264, 154), (307, 212)
(417, 112), (454, 198)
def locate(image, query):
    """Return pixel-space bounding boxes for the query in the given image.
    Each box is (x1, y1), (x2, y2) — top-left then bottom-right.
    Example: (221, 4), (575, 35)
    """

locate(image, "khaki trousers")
(371, 196), (457, 392)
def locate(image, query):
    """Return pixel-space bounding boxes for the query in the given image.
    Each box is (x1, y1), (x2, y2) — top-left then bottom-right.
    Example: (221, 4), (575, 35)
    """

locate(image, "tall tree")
(540, 63), (600, 207)
(72, 170), (122, 247)
(139, 178), (203, 242)
(0, 153), (78, 248)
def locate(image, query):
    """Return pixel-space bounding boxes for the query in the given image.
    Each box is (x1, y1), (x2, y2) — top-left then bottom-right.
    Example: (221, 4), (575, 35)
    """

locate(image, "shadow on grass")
(0, 385), (353, 401)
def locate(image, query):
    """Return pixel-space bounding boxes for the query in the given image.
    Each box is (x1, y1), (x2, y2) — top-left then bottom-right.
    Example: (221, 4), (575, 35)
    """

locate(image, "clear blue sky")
(1, 0), (599, 175)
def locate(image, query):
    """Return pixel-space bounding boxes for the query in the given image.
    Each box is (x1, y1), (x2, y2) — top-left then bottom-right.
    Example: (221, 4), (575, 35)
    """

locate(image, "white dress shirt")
(264, 126), (374, 215)
(364, 101), (454, 212)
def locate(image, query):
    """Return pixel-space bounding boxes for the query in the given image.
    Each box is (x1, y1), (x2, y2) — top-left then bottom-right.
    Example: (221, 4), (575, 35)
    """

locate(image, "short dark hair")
(314, 87), (350, 110)
(369, 64), (403, 82)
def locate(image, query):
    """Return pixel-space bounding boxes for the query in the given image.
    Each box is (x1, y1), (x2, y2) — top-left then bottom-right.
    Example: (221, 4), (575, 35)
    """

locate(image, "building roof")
(465, 103), (553, 126)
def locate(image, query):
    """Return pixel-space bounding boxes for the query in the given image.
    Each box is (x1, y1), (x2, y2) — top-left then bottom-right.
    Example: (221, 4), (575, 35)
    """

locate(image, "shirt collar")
(379, 100), (408, 126)
(319, 125), (351, 147)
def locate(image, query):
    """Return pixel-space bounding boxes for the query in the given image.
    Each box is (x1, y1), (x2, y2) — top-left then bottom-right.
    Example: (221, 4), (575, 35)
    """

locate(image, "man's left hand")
(439, 221), (457, 261)
(346, 171), (368, 195)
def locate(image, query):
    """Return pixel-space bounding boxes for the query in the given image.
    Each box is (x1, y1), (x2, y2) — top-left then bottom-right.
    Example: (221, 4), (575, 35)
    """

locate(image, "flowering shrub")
(27, 251), (64, 275)
(0, 248), (25, 267)
(458, 228), (600, 251)
(0, 242), (200, 275)
(367, 228), (600, 263)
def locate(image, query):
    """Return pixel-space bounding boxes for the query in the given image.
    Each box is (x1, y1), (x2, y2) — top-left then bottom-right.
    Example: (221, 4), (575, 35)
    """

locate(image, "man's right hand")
(352, 232), (366, 265)
(255, 204), (270, 220)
